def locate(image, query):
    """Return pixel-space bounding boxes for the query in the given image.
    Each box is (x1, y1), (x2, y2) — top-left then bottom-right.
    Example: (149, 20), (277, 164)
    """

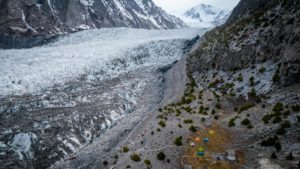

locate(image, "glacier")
(0, 28), (203, 97)
(0, 27), (208, 168)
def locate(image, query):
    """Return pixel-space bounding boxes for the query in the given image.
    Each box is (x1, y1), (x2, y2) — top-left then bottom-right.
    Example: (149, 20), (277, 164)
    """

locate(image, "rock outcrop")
(0, 0), (186, 49)
(187, 0), (300, 87)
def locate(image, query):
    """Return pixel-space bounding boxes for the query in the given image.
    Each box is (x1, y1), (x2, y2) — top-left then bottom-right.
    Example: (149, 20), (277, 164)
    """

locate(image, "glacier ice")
(0, 28), (205, 96)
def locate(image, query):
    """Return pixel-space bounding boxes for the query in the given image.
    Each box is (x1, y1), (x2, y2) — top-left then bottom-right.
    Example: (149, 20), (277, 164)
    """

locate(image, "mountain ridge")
(0, 0), (186, 49)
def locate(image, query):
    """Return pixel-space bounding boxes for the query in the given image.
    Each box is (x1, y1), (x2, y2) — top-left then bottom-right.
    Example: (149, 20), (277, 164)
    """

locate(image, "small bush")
(157, 115), (164, 119)
(291, 105), (300, 111)
(211, 109), (216, 115)
(234, 107), (238, 112)
(236, 74), (243, 82)
(262, 114), (272, 124)
(271, 152), (277, 159)
(281, 120), (291, 128)
(276, 126), (286, 135)
(189, 125), (197, 132)
(214, 115), (219, 120)
(157, 152), (166, 161)
(178, 123), (182, 128)
(228, 118), (236, 127)
(144, 159), (151, 166)
(274, 142), (281, 151)
(286, 152), (294, 160)
(130, 154), (141, 162)
(248, 88), (257, 97)
(215, 103), (221, 109)
(183, 119), (193, 124)
(174, 136), (183, 146)
(123, 147), (129, 153)
(241, 118), (251, 125)
(103, 161), (108, 165)
(239, 103), (255, 113)
(261, 136), (278, 146)
(158, 120), (166, 127)
(249, 76), (255, 86)
(259, 67), (266, 73)
(272, 116), (282, 123)
(273, 102), (284, 113)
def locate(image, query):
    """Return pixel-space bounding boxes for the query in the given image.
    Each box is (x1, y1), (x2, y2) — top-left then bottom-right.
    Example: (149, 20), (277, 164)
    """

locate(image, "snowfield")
(0, 28), (204, 96)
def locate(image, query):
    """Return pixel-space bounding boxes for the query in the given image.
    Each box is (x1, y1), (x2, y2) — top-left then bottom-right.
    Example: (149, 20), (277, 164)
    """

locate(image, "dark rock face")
(0, 0), (186, 49)
(187, 0), (300, 87)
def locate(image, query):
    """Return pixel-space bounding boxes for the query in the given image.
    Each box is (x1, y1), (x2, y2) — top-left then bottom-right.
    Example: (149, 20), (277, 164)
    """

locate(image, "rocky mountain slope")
(182, 4), (231, 28)
(0, 0), (186, 49)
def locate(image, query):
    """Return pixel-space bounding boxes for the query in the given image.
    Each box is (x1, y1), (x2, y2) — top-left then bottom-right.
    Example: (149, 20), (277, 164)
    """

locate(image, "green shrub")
(157, 152), (166, 161)
(236, 74), (243, 82)
(144, 159), (151, 166)
(274, 142), (281, 151)
(126, 165), (131, 168)
(182, 106), (193, 113)
(291, 105), (300, 111)
(286, 152), (294, 160)
(259, 67), (266, 73)
(248, 88), (257, 97)
(271, 151), (277, 159)
(178, 123), (182, 128)
(272, 64), (281, 82)
(215, 103), (221, 109)
(249, 76), (255, 86)
(276, 126), (286, 135)
(228, 118), (236, 127)
(214, 115), (219, 120)
(158, 120), (166, 127)
(130, 154), (141, 162)
(273, 102), (284, 113)
(261, 136), (278, 146)
(157, 115), (164, 119)
(123, 146), (129, 153)
(281, 120), (291, 128)
(211, 109), (216, 115)
(183, 119), (193, 124)
(241, 118), (251, 125)
(239, 103), (255, 113)
(262, 114), (272, 124)
(272, 116), (282, 123)
(189, 125), (197, 132)
(174, 136), (183, 146)
(103, 161), (108, 165)
(234, 107), (238, 112)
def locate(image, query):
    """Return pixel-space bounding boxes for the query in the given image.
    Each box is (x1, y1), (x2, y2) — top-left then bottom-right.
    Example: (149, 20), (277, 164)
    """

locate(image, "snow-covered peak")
(181, 3), (231, 28)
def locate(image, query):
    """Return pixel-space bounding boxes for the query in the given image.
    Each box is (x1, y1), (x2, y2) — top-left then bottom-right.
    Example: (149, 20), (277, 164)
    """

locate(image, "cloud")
(153, 0), (240, 15)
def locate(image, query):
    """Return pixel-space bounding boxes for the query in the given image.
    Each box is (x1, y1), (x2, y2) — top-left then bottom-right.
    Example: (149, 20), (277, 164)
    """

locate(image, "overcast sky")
(153, 0), (240, 15)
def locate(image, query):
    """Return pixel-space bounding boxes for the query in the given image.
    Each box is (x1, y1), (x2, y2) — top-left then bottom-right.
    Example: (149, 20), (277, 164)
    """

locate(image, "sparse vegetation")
(286, 152), (294, 160)
(259, 67), (266, 73)
(272, 63), (281, 82)
(130, 154), (141, 162)
(158, 120), (166, 127)
(238, 103), (255, 113)
(291, 104), (300, 111)
(189, 125), (197, 132)
(241, 118), (251, 125)
(174, 136), (183, 146)
(183, 119), (193, 124)
(271, 151), (277, 159)
(228, 118), (236, 127)
(157, 152), (166, 161)
(103, 161), (108, 165)
(144, 159), (151, 166)
(123, 146), (129, 153)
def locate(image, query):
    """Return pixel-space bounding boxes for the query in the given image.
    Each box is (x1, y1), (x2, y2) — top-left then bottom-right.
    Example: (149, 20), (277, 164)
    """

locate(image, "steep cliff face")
(187, 0), (300, 87)
(0, 0), (186, 49)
